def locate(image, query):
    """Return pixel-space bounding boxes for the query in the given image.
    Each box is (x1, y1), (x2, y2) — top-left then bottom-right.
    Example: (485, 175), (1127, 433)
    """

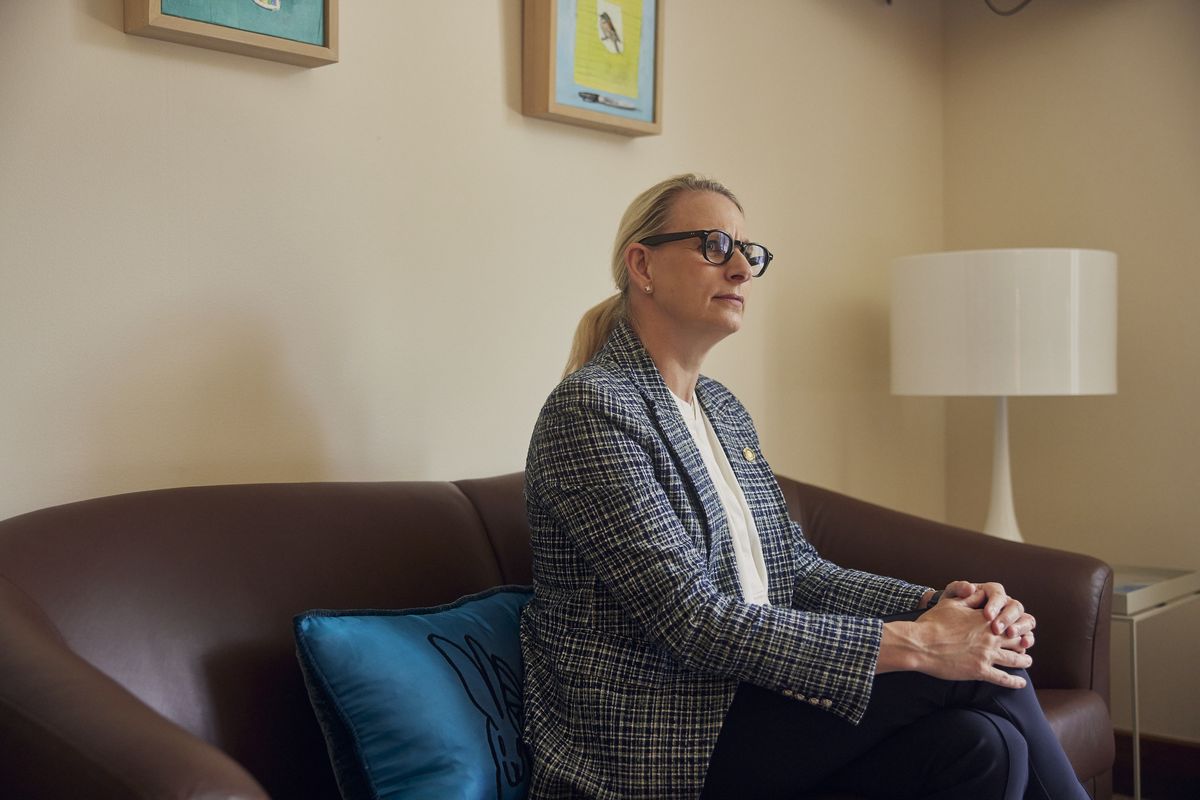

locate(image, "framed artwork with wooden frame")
(124, 0), (338, 68)
(523, 0), (663, 136)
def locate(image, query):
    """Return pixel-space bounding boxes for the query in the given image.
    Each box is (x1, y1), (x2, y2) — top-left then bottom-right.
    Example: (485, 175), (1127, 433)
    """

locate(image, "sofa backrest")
(0, 472), (1111, 799)
(0, 475), (528, 799)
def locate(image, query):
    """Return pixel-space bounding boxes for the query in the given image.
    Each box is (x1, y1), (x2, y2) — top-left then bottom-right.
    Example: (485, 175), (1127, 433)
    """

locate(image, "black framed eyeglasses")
(638, 229), (774, 277)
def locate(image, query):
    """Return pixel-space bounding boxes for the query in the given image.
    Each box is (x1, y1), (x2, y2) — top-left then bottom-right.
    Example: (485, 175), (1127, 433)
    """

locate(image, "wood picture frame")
(523, 0), (663, 137)
(124, 0), (338, 68)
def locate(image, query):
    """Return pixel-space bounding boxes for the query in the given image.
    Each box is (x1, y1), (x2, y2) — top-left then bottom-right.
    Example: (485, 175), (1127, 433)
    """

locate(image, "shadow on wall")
(83, 308), (329, 498)
(499, 0), (523, 113)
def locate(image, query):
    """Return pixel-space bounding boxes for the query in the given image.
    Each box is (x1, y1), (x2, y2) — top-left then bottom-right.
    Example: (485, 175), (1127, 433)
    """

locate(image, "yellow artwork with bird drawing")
(573, 0), (642, 99)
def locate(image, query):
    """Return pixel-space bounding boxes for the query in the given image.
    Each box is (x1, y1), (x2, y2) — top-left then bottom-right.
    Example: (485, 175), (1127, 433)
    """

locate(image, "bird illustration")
(599, 12), (623, 54)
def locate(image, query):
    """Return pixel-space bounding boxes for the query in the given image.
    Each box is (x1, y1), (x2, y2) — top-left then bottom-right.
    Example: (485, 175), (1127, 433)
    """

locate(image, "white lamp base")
(983, 396), (1023, 542)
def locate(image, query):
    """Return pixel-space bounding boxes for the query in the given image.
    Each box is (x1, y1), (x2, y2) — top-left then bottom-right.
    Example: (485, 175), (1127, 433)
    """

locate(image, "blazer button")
(742, 447), (756, 461)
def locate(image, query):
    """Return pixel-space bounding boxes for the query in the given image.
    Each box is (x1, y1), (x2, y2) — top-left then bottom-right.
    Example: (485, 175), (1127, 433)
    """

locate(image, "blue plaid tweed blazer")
(521, 321), (928, 799)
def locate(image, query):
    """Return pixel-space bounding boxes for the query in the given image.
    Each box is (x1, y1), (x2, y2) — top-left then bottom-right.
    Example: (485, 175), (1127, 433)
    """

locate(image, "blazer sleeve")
(788, 521), (930, 616)
(528, 379), (885, 724)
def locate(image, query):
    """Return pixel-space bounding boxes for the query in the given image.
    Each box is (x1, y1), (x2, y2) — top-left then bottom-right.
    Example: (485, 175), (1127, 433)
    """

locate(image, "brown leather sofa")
(0, 473), (1114, 799)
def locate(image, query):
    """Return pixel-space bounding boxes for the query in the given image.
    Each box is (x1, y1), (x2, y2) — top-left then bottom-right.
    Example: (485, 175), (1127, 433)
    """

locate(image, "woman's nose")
(726, 251), (752, 282)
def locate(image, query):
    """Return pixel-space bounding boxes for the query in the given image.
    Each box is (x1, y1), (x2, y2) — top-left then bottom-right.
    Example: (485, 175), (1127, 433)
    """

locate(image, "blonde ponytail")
(563, 293), (626, 377)
(563, 173), (743, 377)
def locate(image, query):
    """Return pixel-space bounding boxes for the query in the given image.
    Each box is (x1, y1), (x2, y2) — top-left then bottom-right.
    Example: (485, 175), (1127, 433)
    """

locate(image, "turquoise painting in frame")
(160, 0), (324, 46)
(124, 0), (338, 68)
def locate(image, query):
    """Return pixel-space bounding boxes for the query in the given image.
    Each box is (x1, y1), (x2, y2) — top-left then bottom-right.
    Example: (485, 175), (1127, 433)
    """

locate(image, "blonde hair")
(563, 174), (743, 376)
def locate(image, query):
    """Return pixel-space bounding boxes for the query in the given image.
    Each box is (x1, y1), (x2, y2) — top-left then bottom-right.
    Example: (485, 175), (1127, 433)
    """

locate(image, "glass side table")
(1110, 566), (1200, 800)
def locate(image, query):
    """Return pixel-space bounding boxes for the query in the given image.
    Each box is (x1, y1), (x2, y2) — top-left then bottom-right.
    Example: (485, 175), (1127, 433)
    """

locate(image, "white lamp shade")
(891, 248), (1117, 396)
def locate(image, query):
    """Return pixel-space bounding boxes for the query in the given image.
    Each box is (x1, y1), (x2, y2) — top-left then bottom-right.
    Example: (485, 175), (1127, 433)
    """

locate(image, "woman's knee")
(930, 710), (1028, 800)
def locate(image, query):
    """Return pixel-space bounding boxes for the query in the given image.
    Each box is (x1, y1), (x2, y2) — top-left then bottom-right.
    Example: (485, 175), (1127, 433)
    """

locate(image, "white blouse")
(670, 390), (771, 605)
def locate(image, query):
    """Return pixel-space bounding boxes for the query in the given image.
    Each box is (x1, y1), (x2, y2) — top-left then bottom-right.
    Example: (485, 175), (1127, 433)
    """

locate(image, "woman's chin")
(717, 310), (745, 335)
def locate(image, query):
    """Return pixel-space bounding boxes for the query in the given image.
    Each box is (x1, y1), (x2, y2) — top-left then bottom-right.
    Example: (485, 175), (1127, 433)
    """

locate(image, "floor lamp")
(890, 249), (1117, 542)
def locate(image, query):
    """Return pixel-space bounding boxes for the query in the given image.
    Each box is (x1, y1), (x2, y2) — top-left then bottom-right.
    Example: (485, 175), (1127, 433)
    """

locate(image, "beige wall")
(943, 0), (1200, 742)
(0, 0), (944, 522)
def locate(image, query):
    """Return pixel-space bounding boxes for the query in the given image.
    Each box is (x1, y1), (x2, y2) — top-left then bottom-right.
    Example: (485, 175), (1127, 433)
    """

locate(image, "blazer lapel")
(600, 324), (733, 584)
(697, 379), (795, 607)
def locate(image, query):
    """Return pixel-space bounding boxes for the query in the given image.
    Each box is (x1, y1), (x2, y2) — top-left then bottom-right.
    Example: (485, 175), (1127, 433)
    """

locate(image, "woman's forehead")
(668, 190), (744, 231)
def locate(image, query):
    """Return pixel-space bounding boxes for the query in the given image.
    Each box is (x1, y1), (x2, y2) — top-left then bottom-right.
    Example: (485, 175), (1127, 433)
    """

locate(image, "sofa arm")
(776, 478), (1112, 700)
(0, 578), (269, 800)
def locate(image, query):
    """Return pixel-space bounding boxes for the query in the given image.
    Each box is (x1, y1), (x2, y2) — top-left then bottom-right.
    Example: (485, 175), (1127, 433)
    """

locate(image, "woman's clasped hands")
(879, 580), (1038, 690)
(919, 580), (1037, 688)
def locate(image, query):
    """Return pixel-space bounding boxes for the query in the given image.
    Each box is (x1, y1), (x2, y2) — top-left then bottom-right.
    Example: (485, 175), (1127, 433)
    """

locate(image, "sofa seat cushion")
(295, 586), (533, 800)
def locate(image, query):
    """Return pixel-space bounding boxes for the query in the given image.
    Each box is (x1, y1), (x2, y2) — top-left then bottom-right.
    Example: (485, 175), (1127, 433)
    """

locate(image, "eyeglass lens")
(703, 231), (732, 263)
(703, 231), (769, 275)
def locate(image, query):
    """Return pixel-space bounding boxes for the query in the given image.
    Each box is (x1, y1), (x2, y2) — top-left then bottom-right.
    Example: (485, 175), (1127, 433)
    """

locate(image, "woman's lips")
(715, 294), (744, 307)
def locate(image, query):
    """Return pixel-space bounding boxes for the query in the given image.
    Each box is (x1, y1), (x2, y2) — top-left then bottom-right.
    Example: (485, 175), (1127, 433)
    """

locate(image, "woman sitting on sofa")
(519, 173), (1088, 800)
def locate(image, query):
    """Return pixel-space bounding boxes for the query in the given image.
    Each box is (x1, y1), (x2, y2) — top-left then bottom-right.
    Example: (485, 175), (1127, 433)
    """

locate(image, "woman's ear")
(625, 242), (652, 288)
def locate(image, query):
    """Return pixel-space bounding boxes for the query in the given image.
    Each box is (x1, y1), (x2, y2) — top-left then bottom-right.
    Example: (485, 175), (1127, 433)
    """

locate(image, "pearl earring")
(644, 285), (653, 294)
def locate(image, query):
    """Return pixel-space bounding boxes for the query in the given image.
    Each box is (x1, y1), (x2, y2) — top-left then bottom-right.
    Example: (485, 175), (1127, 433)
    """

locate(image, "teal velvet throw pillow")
(295, 586), (533, 800)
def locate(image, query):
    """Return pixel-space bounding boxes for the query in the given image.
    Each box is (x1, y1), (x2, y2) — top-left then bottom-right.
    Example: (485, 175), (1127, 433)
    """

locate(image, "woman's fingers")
(984, 667), (1029, 690)
(1000, 629), (1035, 653)
(945, 580), (977, 600)
(946, 581), (1033, 635)
(978, 649), (1032, 688)
(979, 581), (1009, 621)
(998, 647), (1033, 670)
(991, 601), (1028, 635)
(997, 610), (1035, 637)
(958, 587), (988, 609)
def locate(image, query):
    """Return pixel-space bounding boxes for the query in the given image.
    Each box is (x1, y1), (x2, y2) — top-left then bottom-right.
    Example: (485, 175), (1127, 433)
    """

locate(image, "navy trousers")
(702, 654), (1090, 799)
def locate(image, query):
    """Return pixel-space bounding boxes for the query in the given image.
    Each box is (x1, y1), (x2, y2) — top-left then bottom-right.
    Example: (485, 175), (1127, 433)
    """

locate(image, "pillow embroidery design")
(294, 587), (532, 800)
(429, 633), (530, 797)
